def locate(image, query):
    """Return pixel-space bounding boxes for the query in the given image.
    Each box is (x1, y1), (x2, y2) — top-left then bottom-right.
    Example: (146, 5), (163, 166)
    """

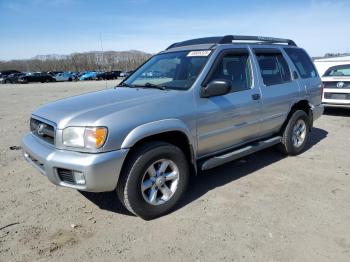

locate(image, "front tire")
(278, 110), (310, 155)
(117, 142), (189, 220)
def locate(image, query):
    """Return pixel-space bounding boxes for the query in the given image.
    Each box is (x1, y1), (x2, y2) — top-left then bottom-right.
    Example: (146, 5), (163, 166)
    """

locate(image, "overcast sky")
(0, 0), (349, 60)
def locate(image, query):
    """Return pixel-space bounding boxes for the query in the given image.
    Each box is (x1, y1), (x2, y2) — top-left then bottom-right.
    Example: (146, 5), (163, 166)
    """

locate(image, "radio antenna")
(99, 32), (107, 88)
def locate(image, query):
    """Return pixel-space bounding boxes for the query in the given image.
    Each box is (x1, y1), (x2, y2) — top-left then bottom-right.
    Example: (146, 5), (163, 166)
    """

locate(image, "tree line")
(0, 50), (152, 72)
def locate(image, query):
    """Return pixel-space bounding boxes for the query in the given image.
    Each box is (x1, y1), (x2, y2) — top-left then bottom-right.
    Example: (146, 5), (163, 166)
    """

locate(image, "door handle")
(252, 93), (261, 100)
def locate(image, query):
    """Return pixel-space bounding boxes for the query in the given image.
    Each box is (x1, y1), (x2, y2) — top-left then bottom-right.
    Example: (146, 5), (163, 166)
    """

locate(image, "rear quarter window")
(284, 48), (318, 79)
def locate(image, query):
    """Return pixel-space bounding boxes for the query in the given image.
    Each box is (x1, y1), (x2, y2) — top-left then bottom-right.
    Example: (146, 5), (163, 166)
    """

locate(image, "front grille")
(57, 168), (75, 184)
(324, 93), (350, 100)
(323, 81), (350, 89)
(30, 118), (55, 145)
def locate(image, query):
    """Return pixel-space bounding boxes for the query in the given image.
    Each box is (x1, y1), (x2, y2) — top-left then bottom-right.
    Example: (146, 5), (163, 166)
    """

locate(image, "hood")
(33, 87), (180, 129)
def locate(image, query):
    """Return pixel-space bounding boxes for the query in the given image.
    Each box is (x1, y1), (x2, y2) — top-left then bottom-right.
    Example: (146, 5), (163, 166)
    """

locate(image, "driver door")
(196, 49), (262, 157)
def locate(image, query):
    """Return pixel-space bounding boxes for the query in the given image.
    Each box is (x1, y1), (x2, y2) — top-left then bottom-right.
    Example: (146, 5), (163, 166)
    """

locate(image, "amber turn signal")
(84, 127), (108, 149)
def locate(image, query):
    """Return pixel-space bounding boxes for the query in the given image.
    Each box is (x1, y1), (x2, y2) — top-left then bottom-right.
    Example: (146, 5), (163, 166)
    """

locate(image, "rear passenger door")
(253, 49), (299, 136)
(196, 49), (262, 157)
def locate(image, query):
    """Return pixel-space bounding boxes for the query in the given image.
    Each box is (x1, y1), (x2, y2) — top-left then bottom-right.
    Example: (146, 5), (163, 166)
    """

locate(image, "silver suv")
(22, 35), (324, 219)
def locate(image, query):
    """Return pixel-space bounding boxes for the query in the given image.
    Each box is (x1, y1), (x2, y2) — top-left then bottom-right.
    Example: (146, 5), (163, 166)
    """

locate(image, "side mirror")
(201, 80), (231, 98)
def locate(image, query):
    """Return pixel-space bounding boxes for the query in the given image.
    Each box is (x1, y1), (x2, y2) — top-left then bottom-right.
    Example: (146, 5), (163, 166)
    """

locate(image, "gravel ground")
(0, 81), (349, 262)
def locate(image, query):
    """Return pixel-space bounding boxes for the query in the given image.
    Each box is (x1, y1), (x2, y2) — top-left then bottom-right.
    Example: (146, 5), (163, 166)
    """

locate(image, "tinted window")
(284, 48), (317, 79)
(256, 53), (291, 86)
(323, 64), (350, 77)
(208, 53), (252, 92)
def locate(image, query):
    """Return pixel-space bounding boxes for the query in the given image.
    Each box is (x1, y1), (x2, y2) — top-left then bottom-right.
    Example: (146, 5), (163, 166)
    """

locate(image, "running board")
(200, 136), (282, 171)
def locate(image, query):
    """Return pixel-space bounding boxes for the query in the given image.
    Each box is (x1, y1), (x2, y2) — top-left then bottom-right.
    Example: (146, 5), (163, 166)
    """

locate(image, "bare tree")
(0, 50), (152, 72)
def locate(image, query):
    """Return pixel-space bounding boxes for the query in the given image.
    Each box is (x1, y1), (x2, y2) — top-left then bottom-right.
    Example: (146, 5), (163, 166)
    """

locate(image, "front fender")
(120, 119), (196, 153)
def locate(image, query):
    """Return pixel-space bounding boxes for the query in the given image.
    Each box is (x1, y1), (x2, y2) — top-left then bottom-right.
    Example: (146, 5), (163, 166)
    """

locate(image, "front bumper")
(22, 133), (129, 192)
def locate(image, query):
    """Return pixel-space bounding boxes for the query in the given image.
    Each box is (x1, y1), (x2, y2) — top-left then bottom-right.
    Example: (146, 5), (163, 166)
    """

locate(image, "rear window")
(255, 53), (291, 86)
(284, 48), (318, 79)
(323, 64), (350, 77)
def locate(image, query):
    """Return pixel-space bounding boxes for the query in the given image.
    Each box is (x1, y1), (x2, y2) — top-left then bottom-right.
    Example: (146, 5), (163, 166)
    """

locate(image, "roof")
(166, 35), (297, 50)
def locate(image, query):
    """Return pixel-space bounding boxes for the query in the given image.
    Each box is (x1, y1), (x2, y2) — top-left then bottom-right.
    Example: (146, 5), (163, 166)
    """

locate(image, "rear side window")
(255, 53), (291, 86)
(207, 52), (252, 93)
(284, 48), (317, 79)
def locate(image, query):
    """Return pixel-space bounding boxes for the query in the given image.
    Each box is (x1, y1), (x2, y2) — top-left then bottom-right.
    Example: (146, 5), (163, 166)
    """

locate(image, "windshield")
(324, 64), (350, 77)
(122, 51), (210, 90)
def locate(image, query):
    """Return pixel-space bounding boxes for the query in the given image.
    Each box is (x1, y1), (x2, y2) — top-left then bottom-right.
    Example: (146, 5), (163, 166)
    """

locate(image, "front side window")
(284, 48), (317, 79)
(256, 52), (291, 86)
(206, 52), (252, 92)
(123, 51), (209, 90)
(323, 64), (350, 77)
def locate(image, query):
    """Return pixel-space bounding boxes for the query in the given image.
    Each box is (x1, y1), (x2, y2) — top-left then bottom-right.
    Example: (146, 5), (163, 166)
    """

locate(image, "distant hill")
(0, 50), (152, 72)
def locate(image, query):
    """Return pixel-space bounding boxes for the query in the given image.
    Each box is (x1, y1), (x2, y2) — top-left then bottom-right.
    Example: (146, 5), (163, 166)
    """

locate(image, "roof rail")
(166, 35), (297, 50)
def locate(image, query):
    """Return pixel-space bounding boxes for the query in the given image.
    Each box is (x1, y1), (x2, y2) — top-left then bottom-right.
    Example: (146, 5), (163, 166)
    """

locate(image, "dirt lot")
(0, 81), (349, 262)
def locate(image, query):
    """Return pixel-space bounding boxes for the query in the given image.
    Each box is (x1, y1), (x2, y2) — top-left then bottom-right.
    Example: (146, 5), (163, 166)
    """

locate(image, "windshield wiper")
(134, 82), (168, 90)
(116, 82), (134, 88)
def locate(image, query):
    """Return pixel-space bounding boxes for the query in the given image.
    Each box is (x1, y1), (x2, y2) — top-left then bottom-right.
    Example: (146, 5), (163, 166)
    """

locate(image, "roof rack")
(166, 35), (297, 50)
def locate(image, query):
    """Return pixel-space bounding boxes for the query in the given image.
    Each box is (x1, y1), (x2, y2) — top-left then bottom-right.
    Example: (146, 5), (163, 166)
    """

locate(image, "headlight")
(62, 127), (108, 149)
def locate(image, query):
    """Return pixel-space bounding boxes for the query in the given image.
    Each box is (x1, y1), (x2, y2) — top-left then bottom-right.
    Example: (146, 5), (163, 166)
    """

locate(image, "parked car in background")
(70, 72), (80, 79)
(314, 56), (350, 76)
(141, 70), (164, 78)
(321, 64), (350, 107)
(1, 73), (26, 84)
(79, 71), (97, 81)
(22, 35), (323, 219)
(97, 71), (121, 80)
(18, 72), (55, 83)
(0, 70), (21, 83)
(120, 71), (133, 77)
(54, 72), (77, 82)
(48, 71), (63, 77)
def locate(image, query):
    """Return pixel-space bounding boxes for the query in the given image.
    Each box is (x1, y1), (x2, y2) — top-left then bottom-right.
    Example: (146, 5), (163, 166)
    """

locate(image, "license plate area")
(324, 93), (348, 100)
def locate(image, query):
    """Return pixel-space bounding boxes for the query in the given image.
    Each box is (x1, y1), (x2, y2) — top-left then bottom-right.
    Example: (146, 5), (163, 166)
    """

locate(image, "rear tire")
(278, 110), (310, 155)
(117, 141), (189, 220)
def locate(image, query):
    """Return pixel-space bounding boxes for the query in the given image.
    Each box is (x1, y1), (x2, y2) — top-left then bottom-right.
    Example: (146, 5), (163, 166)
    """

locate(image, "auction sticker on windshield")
(187, 50), (211, 57)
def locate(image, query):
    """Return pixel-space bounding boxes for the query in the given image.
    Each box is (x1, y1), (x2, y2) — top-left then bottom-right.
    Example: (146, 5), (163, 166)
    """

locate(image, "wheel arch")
(121, 119), (197, 175)
(280, 99), (312, 134)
